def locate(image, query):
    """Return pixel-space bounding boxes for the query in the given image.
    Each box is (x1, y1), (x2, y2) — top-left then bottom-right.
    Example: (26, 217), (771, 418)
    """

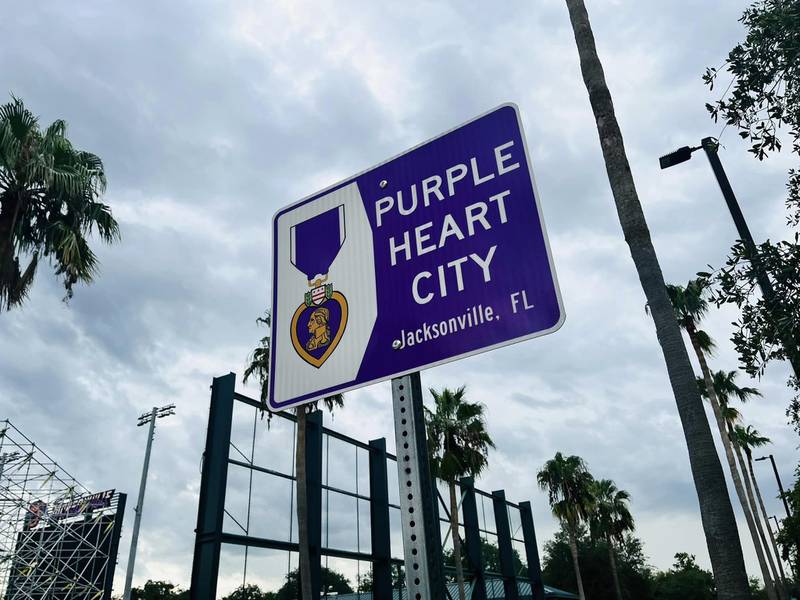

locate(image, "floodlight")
(126, 402), (175, 599)
(659, 146), (697, 169)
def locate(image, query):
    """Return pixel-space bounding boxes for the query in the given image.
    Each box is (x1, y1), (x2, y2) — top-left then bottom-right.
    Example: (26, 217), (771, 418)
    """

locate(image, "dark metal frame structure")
(190, 373), (546, 600)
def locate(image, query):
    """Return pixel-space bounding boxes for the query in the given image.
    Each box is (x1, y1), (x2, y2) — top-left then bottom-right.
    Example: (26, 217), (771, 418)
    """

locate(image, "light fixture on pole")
(755, 454), (791, 519)
(660, 138), (800, 381)
(755, 453), (798, 576)
(771, 515), (782, 533)
(122, 404), (176, 600)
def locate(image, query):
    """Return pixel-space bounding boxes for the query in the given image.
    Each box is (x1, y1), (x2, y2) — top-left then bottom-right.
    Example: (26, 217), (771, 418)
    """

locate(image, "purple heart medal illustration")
(289, 205), (348, 368)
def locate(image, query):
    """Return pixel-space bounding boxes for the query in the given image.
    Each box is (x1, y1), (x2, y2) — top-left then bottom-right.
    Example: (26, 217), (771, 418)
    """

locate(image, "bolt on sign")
(268, 104), (564, 411)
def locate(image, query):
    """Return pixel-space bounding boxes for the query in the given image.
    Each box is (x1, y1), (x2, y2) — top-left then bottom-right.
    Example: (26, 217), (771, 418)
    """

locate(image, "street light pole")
(756, 454), (792, 519)
(659, 138), (800, 380)
(756, 454), (798, 581)
(699, 137), (770, 279)
(772, 516), (782, 532)
(123, 404), (175, 600)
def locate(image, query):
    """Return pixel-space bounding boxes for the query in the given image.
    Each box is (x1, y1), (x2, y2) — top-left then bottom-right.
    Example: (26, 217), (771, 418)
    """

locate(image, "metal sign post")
(392, 372), (444, 599)
(263, 104), (567, 599)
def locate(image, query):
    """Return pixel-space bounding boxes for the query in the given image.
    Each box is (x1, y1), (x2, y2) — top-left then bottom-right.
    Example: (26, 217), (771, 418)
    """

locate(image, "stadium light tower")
(122, 404), (175, 600)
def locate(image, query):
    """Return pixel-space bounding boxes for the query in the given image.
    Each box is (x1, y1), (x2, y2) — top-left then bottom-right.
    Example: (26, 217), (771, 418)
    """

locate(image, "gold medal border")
(290, 291), (349, 369)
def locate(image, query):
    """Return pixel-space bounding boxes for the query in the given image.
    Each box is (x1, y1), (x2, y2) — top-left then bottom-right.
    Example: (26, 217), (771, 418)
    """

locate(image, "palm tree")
(589, 479), (634, 600)
(425, 386), (494, 600)
(243, 313), (272, 407)
(243, 313), (343, 600)
(697, 371), (784, 599)
(668, 279), (777, 600)
(0, 96), (119, 310)
(563, 3), (751, 598)
(735, 424), (789, 591)
(537, 453), (595, 600)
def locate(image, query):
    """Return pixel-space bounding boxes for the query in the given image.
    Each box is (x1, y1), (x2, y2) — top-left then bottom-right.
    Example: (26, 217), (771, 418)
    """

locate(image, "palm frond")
(694, 329), (717, 355)
(243, 312), (272, 408)
(710, 370), (761, 406)
(425, 386), (494, 482)
(0, 96), (118, 307)
(0, 252), (39, 311)
(588, 478), (634, 543)
(664, 278), (711, 330)
(733, 424), (771, 455)
(537, 452), (596, 532)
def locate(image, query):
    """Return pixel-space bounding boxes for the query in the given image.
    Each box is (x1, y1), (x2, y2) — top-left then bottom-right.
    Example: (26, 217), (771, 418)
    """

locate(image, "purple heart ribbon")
(290, 205), (346, 283)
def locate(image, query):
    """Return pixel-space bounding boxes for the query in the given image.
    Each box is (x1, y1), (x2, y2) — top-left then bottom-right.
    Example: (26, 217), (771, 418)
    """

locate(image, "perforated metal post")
(392, 372), (445, 600)
(305, 411), (323, 600)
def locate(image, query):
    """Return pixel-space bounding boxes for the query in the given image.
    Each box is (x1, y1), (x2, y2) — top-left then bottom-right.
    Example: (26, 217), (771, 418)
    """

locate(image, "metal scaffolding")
(0, 420), (126, 600)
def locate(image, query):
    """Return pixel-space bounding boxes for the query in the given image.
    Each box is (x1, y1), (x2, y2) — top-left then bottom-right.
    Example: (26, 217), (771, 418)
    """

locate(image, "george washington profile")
(305, 306), (331, 351)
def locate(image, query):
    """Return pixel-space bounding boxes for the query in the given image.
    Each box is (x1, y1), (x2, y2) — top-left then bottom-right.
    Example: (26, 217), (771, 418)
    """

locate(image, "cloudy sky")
(2, 0), (798, 596)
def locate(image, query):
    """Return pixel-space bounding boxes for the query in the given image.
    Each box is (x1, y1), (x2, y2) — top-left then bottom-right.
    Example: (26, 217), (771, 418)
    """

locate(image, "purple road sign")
(268, 104), (564, 411)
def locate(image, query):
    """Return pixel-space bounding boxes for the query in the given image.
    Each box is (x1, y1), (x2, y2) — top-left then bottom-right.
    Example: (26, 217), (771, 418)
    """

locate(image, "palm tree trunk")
(449, 481), (466, 600)
(729, 432), (782, 599)
(0, 193), (20, 283)
(607, 536), (623, 600)
(687, 327), (777, 600)
(748, 454), (789, 591)
(563, 2), (751, 598)
(0, 190), (23, 254)
(567, 530), (587, 600)
(296, 409), (313, 600)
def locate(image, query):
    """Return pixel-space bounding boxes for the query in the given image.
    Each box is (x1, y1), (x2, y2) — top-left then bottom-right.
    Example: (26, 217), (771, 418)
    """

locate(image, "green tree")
(776, 464), (800, 580)
(667, 279), (776, 599)
(442, 538), (525, 579)
(0, 96), (119, 310)
(589, 479), (634, 600)
(751, 576), (770, 600)
(130, 580), (187, 600)
(564, 2), (751, 597)
(542, 526), (653, 600)
(222, 584), (274, 600)
(537, 453), (595, 600)
(243, 314), (343, 600)
(425, 386), (495, 600)
(357, 565), (405, 592)
(273, 567), (352, 600)
(652, 553), (715, 600)
(735, 424), (789, 589)
(478, 538), (524, 576)
(702, 0), (800, 432)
